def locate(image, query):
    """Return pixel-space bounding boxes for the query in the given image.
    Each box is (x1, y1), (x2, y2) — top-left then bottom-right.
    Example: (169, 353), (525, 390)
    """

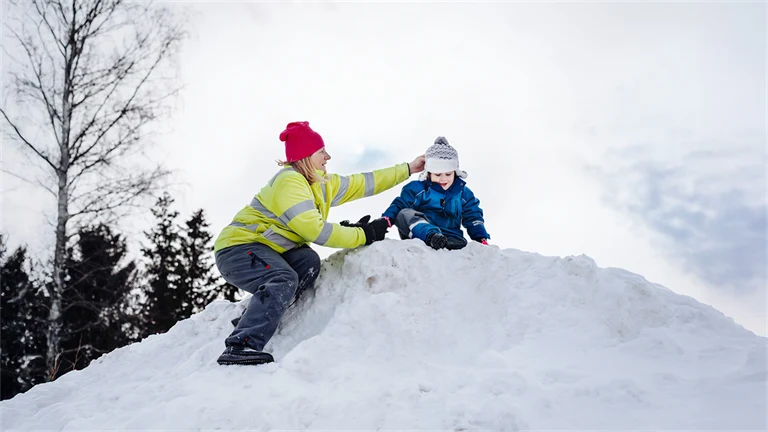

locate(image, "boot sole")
(217, 358), (273, 366)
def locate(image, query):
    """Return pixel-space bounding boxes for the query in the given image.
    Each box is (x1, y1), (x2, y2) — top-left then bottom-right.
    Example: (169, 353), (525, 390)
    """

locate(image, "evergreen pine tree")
(141, 194), (242, 336)
(179, 209), (219, 312)
(55, 224), (138, 378)
(141, 193), (183, 336)
(0, 236), (47, 400)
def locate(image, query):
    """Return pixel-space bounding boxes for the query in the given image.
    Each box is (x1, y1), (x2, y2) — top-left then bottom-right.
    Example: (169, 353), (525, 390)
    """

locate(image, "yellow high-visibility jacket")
(213, 163), (411, 254)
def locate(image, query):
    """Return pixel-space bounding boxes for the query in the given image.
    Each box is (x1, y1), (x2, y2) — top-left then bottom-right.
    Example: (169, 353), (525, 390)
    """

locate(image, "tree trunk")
(47, 21), (75, 378)
(47, 169), (68, 377)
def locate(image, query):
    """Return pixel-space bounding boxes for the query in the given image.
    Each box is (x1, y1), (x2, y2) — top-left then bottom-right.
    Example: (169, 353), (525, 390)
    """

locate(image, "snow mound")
(2, 240), (765, 430)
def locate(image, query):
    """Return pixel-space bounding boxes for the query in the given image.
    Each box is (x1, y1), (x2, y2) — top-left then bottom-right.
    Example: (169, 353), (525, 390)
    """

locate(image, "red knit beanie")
(279, 121), (325, 162)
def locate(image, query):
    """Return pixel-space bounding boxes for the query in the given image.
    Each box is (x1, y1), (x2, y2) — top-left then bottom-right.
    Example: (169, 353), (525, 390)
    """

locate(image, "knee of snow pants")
(282, 245), (321, 305)
(395, 208), (440, 242)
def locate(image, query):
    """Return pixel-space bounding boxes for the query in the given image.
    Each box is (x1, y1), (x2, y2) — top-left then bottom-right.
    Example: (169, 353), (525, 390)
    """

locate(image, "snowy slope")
(1, 240), (765, 430)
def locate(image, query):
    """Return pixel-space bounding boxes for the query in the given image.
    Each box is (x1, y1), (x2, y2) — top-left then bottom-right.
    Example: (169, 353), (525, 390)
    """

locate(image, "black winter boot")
(445, 236), (468, 250)
(427, 233), (448, 250)
(217, 345), (274, 365)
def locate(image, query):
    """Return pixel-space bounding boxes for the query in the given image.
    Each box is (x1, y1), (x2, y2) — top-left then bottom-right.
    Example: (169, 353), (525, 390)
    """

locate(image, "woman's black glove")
(362, 217), (391, 245)
(340, 215), (390, 245)
(340, 215), (371, 228)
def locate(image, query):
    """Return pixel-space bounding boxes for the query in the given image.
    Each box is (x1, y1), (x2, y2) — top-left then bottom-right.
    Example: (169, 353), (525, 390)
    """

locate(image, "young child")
(382, 136), (490, 250)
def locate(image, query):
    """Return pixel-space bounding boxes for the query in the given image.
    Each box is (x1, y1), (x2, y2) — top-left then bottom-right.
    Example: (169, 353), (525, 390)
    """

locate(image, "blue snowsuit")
(382, 178), (489, 249)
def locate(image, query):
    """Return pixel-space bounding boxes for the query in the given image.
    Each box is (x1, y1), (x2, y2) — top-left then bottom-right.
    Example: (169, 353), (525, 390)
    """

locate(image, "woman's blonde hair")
(277, 156), (326, 185)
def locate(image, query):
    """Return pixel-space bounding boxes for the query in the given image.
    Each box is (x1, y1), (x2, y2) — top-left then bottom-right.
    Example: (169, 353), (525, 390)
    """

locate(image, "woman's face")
(310, 147), (331, 173)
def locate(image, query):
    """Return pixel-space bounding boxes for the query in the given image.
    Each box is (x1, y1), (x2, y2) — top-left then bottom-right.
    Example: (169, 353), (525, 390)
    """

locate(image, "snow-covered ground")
(1, 240), (765, 430)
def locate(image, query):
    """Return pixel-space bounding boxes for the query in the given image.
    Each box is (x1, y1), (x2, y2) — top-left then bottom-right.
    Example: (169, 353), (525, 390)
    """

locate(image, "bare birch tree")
(1, 0), (186, 377)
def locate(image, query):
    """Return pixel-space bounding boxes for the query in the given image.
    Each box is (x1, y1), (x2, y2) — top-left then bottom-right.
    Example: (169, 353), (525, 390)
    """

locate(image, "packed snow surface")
(2, 240), (765, 430)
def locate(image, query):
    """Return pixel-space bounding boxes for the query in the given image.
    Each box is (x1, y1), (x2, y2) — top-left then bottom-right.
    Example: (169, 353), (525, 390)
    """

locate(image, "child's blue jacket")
(382, 178), (490, 241)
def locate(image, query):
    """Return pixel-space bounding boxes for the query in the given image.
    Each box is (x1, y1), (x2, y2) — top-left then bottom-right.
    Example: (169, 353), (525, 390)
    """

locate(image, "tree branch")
(0, 109), (58, 173)
(31, 0), (67, 57)
(70, 42), (171, 165)
(60, 300), (103, 314)
(68, 115), (151, 188)
(51, 0), (71, 29)
(56, 343), (105, 356)
(6, 24), (63, 147)
(1, 167), (57, 197)
(69, 167), (168, 219)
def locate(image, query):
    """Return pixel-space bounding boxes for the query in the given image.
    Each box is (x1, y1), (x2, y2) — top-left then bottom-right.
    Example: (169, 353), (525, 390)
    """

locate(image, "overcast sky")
(2, 1), (765, 335)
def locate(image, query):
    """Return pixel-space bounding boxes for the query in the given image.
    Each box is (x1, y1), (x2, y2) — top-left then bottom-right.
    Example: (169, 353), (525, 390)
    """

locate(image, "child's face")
(430, 171), (455, 190)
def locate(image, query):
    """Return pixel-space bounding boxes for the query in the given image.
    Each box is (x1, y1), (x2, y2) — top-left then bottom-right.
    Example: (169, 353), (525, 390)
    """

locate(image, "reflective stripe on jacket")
(214, 162), (411, 254)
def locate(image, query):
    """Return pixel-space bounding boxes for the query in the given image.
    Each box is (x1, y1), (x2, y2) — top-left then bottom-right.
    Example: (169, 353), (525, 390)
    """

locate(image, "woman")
(213, 121), (425, 365)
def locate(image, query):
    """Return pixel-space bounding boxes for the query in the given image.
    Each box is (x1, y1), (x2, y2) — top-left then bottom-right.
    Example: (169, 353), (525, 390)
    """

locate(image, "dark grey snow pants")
(215, 242), (321, 351)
